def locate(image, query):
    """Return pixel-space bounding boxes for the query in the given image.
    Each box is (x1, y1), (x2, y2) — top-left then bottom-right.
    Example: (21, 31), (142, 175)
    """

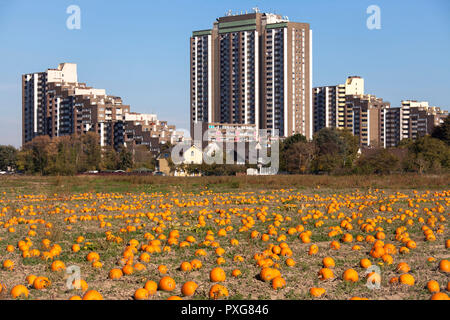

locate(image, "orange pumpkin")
(159, 276), (176, 291)
(82, 290), (103, 300)
(33, 276), (51, 290)
(144, 280), (158, 295)
(51, 260), (66, 272)
(318, 268), (334, 280)
(343, 269), (359, 282)
(181, 281), (198, 296)
(134, 288), (149, 300)
(399, 273), (415, 286)
(426, 280), (440, 293)
(439, 260), (450, 273)
(86, 252), (100, 262)
(272, 276), (286, 290)
(10, 285), (29, 299)
(180, 261), (192, 272)
(109, 268), (123, 279)
(309, 287), (326, 297)
(210, 267), (226, 282)
(430, 292), (449, 300)
(209, 284), (229, 300)
(322, 257), (335, 268)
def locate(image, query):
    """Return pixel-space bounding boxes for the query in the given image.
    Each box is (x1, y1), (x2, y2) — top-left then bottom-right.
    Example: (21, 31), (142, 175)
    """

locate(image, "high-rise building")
(346, 94), (390, 148)
(22, 63), (183, 150)
(313, 76), (364, 133)
(22, 63), (78, 144)
(190, 11), (313, 139)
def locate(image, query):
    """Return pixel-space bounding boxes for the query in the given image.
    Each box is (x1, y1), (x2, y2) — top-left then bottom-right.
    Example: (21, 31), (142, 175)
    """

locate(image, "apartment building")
(123, 113), (184, 148)
(346, 94), (390, 147)
(22, 63), (182, 151)
(312, 76), (364, 133)
(191, 11), (312, 139)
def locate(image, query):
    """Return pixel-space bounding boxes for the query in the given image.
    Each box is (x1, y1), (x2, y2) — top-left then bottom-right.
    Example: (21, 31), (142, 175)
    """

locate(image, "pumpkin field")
(0, 175), (449, 300)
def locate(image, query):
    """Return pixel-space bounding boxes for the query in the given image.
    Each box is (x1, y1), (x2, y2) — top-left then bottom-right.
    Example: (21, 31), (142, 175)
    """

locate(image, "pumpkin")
(134, 288), (149, 300)
(134, 263), (146, 271)
(343, 269), (359, 282)
(69, 295), (82, 300)
(167, 295), (183, 300)
(158, 265), (168, 274)
(159, 276), (176, 291)
(180, 261), (192, 272)
(109, 268), (123, 279)
(430, 292), (449, 300)
(439, 259), (450, 273)
(231, 269), (242, 277)
(396, 262), (410, 273)
(318, 268), (334, 280)
(360, 259), (372, 269)
(82, 290), (103, 300)
(210, 267), (226, 282)
(399, 273), (415, 286)
(10, 285), (29, 299)
(272, 276), (286, 290)
(426, 280), (440, 293)
(26, 275), (37, 286)
(86, 252), (100, 262)
(139, 253), (150, 263)
(260, 267), (281, 282)
(144, 281), (158, 295)
(33, 276), (51, 290)
(181, 281), (198, 296)
(322, 257), (335, 268)
(3, 259), (14, 271)
(122, 265), (134, 275)
(310, 287), (326, 297)
(209, 284), (229, 300)
(51, 260), (66, 272)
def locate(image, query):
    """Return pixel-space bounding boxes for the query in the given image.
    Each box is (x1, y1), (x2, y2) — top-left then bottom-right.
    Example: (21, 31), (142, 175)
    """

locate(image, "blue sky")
(0, 0), (449, 147)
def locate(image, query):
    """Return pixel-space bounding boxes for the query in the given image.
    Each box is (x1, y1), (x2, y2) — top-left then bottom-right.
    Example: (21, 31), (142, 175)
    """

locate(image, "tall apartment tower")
(22, 63), (78, 145)
(190, 11), (313, 139)
(313, 76), (364, 133)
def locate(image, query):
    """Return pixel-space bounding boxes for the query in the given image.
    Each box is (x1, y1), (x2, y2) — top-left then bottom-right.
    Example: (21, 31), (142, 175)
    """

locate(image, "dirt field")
(0, 175), (449, 300)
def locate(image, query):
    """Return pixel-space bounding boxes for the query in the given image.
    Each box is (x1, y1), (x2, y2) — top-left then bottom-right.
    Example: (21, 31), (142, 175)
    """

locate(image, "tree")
(279, 134), (307, 172)
(101, 146), (119, 171)
(81, 132), (102, 171)
(312, 128), (359, 174)
(355, 148), (400, 175)
(284, 141), (315, 174)
(117, 146), (133, 170)
(406, 136), (450, 173)
(432, 116), (450, 146)
(0, 145), (18, 171)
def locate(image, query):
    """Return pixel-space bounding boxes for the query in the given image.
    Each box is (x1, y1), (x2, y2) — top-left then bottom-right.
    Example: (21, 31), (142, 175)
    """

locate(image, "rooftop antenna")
(252, 6), (259, 13)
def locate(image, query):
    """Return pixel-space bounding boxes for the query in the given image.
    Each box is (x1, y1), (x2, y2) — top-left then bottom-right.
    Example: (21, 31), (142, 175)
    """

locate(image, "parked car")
(0, 171), (7, 175)
(114, 170), (126, 173)
(153, 171), (165, 176)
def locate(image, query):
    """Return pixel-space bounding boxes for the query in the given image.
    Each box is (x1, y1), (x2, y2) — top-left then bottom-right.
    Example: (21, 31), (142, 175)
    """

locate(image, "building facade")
(22, 63), (182, 150)
(191, 11), (313, 139)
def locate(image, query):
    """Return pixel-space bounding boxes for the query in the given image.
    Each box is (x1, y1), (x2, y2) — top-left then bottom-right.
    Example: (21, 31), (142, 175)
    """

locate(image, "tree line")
(1, 116), (449, 175)
(280, 115), (450, 175)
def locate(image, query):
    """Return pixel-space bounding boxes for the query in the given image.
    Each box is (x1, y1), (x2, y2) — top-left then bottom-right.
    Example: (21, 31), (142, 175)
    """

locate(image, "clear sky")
(0, 0), (449, 147)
